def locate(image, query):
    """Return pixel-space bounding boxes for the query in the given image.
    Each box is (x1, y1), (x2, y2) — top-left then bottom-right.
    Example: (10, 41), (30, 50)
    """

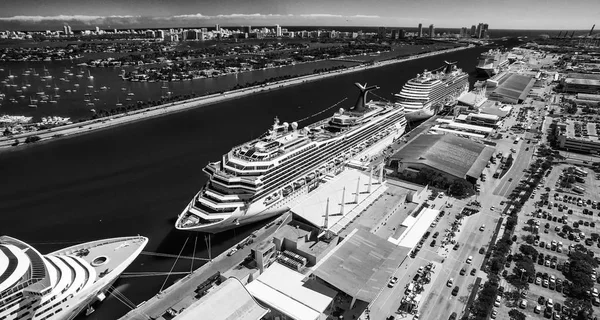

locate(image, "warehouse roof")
(491, 73), (535, 102)
(174, 278), (269, 320)
(391, 134), (495, 180)
(312, 228), (407, 302)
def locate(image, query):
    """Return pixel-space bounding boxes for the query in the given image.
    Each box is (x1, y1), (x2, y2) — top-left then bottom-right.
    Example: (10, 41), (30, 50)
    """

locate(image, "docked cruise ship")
(0, 235), (148, 320)
(176, 84), (407, 233)
(476, 49), (509, 77)
(395, 61), (469, 122)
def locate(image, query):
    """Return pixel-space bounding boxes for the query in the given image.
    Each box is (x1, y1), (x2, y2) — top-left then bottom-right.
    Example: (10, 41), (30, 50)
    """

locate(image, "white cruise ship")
(395, 61), (469, 122)
(476, 49), (509, 77)
(0, 235), (148, 320)
(176, 83), (407, 233)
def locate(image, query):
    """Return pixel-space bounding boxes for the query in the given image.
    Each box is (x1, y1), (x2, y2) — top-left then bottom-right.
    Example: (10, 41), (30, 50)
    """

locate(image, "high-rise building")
(399, 29), (406, 39)
(378, 27), (387, 39)
(476, 23), (483, 38)
(470, 25), (476, 37)
(95, 26), (100, 33)
(460, 27), (468, 38)
(242, 25), (252, 35)
(63, 25), (68, 36)
(482, 24), (489, 38)
(67, 25), (72, 35)
(157, 30), (165, 40)
(215, 24), (220, 32)
(275, 24), (282, 37)
(418, 23), (423, 37)
(429, 24), (435, 38)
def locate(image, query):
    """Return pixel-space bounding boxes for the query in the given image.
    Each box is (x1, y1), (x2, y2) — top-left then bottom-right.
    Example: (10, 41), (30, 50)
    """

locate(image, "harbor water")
(0, 44), (498, 319)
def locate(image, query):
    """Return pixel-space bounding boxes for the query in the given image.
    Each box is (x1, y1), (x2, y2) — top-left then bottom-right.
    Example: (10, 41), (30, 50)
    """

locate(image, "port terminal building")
(487, 73), (536, 104)
(389, 133), (495, 184)
(561, 73), (600, 94)
(556, 119), (600, 154)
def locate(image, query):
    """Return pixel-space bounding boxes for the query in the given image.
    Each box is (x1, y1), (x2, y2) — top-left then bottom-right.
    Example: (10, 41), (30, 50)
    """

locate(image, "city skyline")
(0, 0), (598, 31)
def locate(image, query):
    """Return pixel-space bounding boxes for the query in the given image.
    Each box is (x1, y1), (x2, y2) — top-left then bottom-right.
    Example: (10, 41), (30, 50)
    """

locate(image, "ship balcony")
(203, 189), (245, 202)
(195, 194), (244, 210)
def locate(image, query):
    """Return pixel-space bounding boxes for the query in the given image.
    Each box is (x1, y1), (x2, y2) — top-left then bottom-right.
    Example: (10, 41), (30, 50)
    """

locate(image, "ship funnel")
(353, 82), (379, 112)
(283, 122), (289, 132)
(443, 61), (457, 73)
(291, 122), (298, 131)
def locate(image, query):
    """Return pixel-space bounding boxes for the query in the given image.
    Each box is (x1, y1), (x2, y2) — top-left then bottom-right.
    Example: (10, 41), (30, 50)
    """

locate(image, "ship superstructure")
(476, 49), (509, 77)
(394, 61), (469, 122)
(0, 235), (148, 320)
(176, 84), (407, 233)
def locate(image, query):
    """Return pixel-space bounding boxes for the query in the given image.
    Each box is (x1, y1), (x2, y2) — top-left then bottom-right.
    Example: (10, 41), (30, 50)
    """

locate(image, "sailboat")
(8, 70), (14, 79)
(161, 81), (168, 89)
(116, 98), (123, 107)
(88, 70), (94, 80)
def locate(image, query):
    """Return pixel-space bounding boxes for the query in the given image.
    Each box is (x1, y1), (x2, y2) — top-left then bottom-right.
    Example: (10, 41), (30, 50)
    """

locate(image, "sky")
(0, 0), (598, 31)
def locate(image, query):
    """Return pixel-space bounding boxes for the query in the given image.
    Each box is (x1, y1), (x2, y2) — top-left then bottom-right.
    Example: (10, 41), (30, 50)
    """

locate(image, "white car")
(447, 278), (454, 287)
(494, 296), (501, 307)
(520, 299), (528, 309)
(466, 256), (473, 264)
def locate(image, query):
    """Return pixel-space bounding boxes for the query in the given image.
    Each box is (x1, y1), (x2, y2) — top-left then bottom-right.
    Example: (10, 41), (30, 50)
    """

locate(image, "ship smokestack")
(443, 61), (457, 74)
(353, 83), (379, 112)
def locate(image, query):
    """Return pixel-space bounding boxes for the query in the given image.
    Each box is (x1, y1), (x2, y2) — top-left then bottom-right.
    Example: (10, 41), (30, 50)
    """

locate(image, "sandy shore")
(0, 45), (471, 151)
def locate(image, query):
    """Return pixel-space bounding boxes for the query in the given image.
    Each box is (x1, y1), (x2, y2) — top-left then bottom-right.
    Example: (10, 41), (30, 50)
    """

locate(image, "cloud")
(0, 15), (138, 23)
(0, 13), (379, 24)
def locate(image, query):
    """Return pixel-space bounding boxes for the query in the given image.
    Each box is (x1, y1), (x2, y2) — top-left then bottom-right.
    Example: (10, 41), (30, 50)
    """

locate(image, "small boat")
(282, 186), (293, 196)
(16, 89), (22, 93)
(121, 88), (127, 91)
(127, 92), (134, 96)
(46, 84), (51, 88)
(116, 98), (122, 107)
(65, 89), (72, 93)
(125, 97), (132, 101)
(74, 84), (80, 87)
(28, 104), (38, 108)
(87, 85), (93, 89)
(100, 86), (108, 90)
(50, 100), (58, 103)
(19, 95), (25, 99)
(76, 74), (83, 78)
(88, 70), (94, 79)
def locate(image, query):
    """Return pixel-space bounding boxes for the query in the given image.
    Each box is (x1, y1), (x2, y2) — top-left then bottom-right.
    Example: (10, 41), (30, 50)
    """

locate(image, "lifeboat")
(282, 186), (293, 196)
(306, 173), (316, 181)
(293, 178), (306, 189)
(264, 191), (281, 205)
(334, 158), (342, 165)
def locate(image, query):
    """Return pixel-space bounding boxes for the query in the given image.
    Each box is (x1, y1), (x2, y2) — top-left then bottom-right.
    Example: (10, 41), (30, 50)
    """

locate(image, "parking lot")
(503, 162), (600, 319)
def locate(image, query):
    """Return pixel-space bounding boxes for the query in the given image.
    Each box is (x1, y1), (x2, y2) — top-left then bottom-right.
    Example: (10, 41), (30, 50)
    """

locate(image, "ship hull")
(404, 108), (435, 122)
(476, 67), (495, 77)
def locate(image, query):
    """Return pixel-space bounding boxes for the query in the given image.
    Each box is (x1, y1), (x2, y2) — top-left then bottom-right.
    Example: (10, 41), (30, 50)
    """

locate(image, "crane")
(589, 24), (596, 37)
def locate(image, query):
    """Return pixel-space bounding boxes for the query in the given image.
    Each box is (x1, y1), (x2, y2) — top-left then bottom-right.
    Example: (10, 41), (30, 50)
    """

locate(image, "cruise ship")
(176, 84), (407, 233)
(0, 235), (148, 320)
(476, 49), (509, 77)
(395, 61), (469, 122)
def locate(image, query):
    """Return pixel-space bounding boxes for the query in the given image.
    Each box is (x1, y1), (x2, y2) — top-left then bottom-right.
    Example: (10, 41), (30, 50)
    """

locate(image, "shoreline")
(0, 45), (472, 152)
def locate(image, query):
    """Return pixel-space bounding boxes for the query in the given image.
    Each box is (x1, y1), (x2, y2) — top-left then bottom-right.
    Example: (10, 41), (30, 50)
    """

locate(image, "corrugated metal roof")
(312, 228), (407, 302)
(391, 134), (495, 179)
(175, 278), (269, 320)
(491, 73), (535, 102)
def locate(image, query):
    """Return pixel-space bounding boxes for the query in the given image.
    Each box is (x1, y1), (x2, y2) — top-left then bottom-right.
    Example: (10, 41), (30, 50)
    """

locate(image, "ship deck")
(53, 236), (147, 276)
